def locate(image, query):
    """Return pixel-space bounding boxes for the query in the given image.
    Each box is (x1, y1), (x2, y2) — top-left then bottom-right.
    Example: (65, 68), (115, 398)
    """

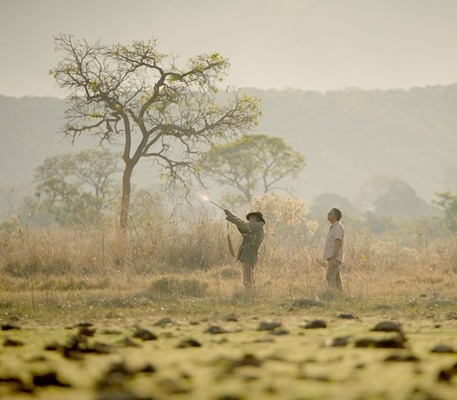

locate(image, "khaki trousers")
(326, 259), (343, 291)
(242, 261), (255, 292)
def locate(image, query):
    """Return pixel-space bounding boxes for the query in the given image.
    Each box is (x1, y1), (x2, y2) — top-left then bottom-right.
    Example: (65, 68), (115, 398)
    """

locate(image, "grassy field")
(1, 194), (457, 399)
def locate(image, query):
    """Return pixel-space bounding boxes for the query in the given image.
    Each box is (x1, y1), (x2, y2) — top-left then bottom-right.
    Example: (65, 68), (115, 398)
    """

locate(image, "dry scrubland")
(1, 194), (457, 399)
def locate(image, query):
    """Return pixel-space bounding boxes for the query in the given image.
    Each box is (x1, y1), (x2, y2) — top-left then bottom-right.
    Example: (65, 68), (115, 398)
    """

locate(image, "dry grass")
(0, 193), (456, 320)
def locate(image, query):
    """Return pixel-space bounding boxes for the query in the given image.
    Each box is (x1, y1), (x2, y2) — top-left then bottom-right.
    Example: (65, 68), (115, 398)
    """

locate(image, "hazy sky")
(1, 0), (457, 97)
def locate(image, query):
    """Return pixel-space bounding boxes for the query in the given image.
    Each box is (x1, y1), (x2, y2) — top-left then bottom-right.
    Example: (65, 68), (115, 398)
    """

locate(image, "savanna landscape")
(1, 194), (457, 400)
(1, 30), (457, 400)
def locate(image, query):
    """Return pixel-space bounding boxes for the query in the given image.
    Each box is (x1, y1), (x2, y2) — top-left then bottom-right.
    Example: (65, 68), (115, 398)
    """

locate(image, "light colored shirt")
(323, 221), (345, 262)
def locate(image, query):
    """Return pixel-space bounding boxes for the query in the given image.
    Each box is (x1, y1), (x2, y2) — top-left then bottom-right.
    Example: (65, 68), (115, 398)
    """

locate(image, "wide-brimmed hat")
(246, 211), (265, 223)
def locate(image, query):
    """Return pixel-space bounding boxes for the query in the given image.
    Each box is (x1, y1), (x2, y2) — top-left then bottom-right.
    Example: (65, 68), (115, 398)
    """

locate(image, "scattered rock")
(32, 371), (70, 387)
(409, 388), (441, 400)
(217, 395), (243, 400)
(226, 353), (263, 372)
(78, 326), (96, 337)
(96, 389), (152, 400)
(44, 341), (60, 351)
(371, 321), (403, 333)
(51, 332), (113, 357)
(254, 337), (275, 343)
(1, 323), (20, 331)
(204, 325), (228, 334)
(338, 313), (357, 320)
(89, 342), (113, 354)
(101, 329), (123, 335)
(224, 315), (238, 322)
(28, 355), (48, 362)
(302, 320), (327, 329)
(355, 333), (406, 349)
(0, 375), (25, 384)
(132, 327), (157, 341)
(177, 338), (202, 348)
(256, 321), (282, 331)
(437, 361), (457, 382)
(431, 344), (456, 354)
(269, 328), (289, 336)
(97, 362), (131, 389)
(0, 375), (32, 393)
(74, 322), (94, 328)
(97, 360), (155, 390)
(153, 317), (173, 327)
(354, 338), (377, 348)
(384, 353), (419, 362)
(157, 377), (192, 394)
(117, 337), (142, 348)
(139, 363), (156, 373)
(325, 336), (350, 347)
(3, 338), (24, 346)
(377, 334), (407, 349)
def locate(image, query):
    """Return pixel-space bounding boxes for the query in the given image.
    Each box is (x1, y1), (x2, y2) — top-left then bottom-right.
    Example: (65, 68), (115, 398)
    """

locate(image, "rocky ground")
(1, 310), (457, 400)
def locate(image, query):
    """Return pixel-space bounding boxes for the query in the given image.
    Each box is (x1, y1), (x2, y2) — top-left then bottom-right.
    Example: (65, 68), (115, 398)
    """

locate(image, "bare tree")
(50, 34), (261, 230)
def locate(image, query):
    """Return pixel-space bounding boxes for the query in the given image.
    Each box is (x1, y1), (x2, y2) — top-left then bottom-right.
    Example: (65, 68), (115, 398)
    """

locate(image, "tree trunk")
(120, 162), (134, 231)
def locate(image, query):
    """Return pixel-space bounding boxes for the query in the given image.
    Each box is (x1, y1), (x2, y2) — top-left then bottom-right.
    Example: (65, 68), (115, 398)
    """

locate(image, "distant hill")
(1, 85), (456, 211)
(0, 96), (88, 186)
(245, 85), (457, 205)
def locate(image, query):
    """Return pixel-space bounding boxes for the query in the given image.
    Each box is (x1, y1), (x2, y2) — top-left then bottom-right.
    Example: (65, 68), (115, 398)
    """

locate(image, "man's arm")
(224, 209), (262, 234)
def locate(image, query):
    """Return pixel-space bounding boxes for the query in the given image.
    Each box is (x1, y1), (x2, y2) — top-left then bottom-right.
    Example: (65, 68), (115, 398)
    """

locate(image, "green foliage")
(434, 191), (457, 231)
(34, 149), (121, 225)
(199, 134), (305, 204)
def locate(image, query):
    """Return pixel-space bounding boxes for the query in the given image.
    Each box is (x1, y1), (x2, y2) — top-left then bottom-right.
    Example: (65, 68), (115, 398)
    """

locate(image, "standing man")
(323, 208), (345, 292)
(223, 209), (265, 293)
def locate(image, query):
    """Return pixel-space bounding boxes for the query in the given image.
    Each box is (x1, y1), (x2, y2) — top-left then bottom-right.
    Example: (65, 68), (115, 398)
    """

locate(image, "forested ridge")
(1, 84), (457, 207)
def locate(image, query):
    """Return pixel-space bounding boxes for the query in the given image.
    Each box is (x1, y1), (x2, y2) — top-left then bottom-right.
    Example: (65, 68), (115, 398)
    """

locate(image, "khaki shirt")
(226, 213), (265, 266)
(323, 221), (345, 262)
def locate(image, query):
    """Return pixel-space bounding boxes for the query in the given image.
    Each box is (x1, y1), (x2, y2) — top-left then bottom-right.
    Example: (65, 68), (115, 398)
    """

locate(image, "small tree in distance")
(199, 134), (305, 206)
(50, 34), (261, 230)
(434, 191), (457, 231)
(34, 149), (121, 224)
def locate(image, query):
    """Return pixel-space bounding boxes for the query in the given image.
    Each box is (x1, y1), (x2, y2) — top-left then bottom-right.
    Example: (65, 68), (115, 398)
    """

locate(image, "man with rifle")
(223, 208), (265, 293)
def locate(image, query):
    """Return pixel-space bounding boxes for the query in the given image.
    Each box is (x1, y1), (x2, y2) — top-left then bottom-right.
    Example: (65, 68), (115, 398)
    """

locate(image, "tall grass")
(0, 193), (456, 319)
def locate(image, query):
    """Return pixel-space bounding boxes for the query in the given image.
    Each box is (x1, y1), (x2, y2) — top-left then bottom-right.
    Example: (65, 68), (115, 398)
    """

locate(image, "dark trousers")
(242, 261), (255, 291)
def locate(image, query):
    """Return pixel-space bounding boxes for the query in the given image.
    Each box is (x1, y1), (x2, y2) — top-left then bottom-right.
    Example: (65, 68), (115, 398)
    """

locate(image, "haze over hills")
(1, 84), (456, 213)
